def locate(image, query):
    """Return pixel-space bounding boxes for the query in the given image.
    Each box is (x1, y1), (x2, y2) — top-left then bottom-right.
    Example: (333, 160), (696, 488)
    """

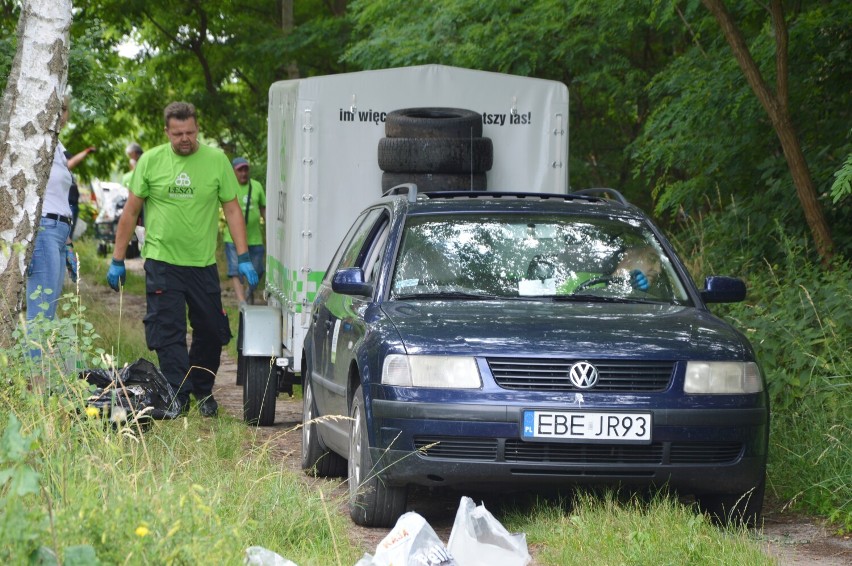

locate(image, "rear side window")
(323, 208), (385, 286)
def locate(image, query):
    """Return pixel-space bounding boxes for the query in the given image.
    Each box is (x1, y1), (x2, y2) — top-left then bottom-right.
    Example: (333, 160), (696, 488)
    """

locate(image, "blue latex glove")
(65, 244), (78, 282)
(107, 258), (126, 291)
(238, 252), (259, 287)
(629, 269), (649, 291)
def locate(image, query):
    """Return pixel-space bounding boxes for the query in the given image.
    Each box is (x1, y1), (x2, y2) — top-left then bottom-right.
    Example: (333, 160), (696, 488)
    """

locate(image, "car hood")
(382, 300), (749, 360)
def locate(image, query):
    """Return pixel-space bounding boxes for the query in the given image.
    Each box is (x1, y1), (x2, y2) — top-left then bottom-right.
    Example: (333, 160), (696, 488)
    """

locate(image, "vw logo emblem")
(569, 361), (599, 389)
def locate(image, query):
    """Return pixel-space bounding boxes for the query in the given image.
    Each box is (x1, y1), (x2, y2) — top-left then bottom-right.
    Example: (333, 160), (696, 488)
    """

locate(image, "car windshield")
(390, 213), (691, 304)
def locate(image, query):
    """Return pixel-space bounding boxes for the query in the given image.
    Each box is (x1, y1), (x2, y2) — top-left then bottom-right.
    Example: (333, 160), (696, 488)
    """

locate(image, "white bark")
(0, 0), (72, 344)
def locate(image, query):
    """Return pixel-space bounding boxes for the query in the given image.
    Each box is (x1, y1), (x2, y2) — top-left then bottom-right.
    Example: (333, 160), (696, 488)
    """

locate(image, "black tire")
(243, 356), (277, 426)
(381, 172), (487, 193)
(696, 476), (765, 528)
(348, 386), (407, 527)
(385, 107), (482, 139)
(301, 377), (347, 477)
(378, 137), (493, 174)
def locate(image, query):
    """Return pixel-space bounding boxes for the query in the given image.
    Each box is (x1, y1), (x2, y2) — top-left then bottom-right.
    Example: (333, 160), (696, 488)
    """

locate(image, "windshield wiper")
(393, 291), (504, 301)
(552, 294), (661, 304)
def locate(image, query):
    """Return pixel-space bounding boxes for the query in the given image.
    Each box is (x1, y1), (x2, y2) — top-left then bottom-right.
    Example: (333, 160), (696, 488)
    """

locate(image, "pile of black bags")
(79, 358), (180, 422)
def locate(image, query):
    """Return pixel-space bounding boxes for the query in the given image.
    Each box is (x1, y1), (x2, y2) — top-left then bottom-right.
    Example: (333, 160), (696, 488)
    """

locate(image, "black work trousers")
(143, 259), (232, 404)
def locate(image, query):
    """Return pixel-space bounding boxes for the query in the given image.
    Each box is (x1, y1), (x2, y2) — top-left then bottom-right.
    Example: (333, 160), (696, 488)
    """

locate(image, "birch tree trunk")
(0, 0), (72, 347)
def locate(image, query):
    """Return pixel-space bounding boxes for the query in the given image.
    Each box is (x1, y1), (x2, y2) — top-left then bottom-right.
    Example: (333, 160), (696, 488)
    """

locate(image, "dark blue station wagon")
(301, 187), (768, 528)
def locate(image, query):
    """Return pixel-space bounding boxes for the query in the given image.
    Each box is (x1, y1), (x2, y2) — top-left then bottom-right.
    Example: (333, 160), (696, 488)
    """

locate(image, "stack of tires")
(378, 107), (493, 193)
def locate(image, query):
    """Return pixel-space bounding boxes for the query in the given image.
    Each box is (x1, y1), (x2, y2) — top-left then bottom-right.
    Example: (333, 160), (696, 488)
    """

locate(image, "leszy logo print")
(169, 172), (195, 199)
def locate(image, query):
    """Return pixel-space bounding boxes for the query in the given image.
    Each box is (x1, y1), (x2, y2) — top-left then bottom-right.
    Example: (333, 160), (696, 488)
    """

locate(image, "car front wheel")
(348, 385), (407, 527)
(696, 476), (765, 527)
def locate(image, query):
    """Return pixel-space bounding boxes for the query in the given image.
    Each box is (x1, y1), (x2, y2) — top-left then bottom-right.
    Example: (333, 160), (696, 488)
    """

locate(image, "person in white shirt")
(26, 97), (76, 333)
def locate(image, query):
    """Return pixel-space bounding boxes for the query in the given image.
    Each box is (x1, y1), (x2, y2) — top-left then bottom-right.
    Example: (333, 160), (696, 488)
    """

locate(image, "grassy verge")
(510, 492), (772, 565)
(1, 238), (359, 564)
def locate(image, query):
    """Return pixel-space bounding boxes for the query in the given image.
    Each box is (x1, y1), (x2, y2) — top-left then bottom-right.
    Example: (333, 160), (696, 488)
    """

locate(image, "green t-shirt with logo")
(130, 143), (238, 266)
(223, 179), (266, 246)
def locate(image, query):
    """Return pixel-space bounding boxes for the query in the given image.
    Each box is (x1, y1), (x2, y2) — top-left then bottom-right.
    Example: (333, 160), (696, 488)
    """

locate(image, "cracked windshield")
(391, 214), (690, 304)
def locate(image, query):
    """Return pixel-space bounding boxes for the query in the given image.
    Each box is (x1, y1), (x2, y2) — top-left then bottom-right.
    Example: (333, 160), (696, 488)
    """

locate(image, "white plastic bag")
(362, 511), (456, 566)
(244, 546), (298, 566)
(446, 496), (531, 566)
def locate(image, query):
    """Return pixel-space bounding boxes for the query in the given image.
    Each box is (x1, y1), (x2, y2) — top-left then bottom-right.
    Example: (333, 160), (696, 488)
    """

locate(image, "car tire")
(301, 377), (347, 477)
(378, 137), (493, 174)
(243, 356), (277, 426)
(385, 107), (482, 139)
(696, 476), (765, 527)
(381, 172), (487, 193)
(348, 385), (407, 527)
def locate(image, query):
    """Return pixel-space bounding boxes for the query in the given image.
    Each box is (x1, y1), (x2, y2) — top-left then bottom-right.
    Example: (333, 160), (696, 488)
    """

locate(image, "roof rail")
(382, 183), (419, 203)
(571, 188), (629, 205)
(420, 191), (604, 202)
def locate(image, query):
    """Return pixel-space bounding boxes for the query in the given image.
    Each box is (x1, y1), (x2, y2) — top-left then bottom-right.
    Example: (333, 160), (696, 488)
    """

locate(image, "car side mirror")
(700, 276), (746, 303)
(331, 267), (373, 297)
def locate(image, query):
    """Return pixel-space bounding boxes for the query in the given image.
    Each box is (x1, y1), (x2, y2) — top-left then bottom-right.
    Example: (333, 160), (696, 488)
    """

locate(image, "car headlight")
(684, 361), (763, 394)
(382, 354), (482, 388)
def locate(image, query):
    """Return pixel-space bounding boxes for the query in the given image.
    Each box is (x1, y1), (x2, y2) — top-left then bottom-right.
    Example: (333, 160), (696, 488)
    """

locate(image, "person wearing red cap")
(224, 157), (266, 305)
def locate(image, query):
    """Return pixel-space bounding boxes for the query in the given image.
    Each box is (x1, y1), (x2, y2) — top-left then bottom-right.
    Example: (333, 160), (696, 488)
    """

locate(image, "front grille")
(670, 442), (742, 464)
(504, 440), (663, 464)
(414, 437), (498, 460)
(487, 358), (675, 392)
(413, 437), (743, 465)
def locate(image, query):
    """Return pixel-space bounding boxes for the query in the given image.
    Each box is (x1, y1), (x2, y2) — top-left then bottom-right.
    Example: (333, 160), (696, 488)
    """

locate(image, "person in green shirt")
(107, 101), (258, 417)
(224, 157), (266, 305)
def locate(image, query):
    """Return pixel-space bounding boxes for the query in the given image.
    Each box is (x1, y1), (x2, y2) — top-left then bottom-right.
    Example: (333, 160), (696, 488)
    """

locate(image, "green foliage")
(633, 1), (852, 257)
(671, 203), (852, 531)
(0, 414), (46, 561)
(831, 153), (852, 204)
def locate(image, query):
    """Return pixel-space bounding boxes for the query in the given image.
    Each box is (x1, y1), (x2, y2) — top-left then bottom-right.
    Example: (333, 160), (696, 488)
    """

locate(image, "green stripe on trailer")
(267, 255), (325, 313)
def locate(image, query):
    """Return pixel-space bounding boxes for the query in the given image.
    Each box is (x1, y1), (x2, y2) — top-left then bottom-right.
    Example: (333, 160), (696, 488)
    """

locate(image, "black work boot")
(198, 395), (218, 417)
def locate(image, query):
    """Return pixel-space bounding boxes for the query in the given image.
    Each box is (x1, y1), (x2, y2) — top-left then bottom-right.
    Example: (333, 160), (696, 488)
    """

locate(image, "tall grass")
(512, 492), (773, 565)
(1, 238), (360, 564)
(672, 195), (852, 531)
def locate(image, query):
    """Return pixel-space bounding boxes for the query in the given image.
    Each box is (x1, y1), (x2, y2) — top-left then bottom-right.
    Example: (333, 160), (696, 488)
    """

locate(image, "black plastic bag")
(79, 358), (180, 421)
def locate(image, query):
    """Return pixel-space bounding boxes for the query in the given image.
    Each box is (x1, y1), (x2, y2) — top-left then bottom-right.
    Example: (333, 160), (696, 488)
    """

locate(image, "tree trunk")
(0, 0), (72, 347)
(281, 0), (299, 79)
(702, 0), (834, 262)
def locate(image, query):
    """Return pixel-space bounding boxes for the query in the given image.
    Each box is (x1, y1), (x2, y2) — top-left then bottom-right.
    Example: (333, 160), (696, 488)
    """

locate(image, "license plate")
(522, 410), (652, 443)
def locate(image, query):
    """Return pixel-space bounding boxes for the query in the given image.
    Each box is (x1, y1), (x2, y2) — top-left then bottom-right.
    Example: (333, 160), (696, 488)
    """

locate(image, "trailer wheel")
(243, 356), (277, 426)
(385, 107), (482, 139)
(378, 137), (493, 174)
(382, 172), (486, 193)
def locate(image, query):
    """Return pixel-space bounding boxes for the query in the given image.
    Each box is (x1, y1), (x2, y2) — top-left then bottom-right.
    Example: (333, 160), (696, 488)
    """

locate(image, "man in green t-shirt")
(107, 101), (258, 417)
(224, 157), (266, 305)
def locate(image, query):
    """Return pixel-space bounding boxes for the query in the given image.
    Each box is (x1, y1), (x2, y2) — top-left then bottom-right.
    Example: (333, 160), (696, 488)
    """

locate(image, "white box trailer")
(239, 64), (569, 424)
